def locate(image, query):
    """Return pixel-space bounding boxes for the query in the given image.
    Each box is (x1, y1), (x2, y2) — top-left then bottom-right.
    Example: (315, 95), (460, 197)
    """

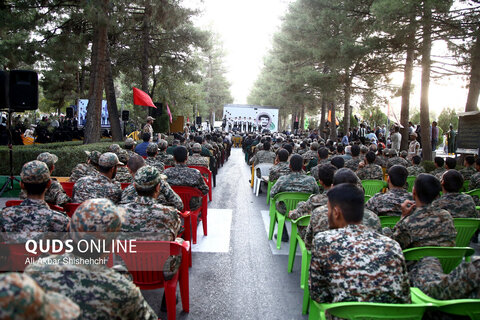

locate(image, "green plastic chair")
(461, 180), (471, 193)
(268, 192), (311, 249)
(411, 287), (480, 320)
(288, 215), (310, 288)
(403, 246), (475, 274)
(454, 218), (480, 247)
(406, 176), (416, 193)
(302, 250), (312, 315)
(266, 179), (277, 204)
(308, 298), (431, 320)
(379, 216), (401, 229)
(364, 194), (372, 203)
(361, 180), (387, 197)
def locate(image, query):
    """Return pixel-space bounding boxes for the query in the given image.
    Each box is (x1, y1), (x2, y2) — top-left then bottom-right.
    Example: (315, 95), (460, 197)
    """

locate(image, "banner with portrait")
(222, 104), (279, 132)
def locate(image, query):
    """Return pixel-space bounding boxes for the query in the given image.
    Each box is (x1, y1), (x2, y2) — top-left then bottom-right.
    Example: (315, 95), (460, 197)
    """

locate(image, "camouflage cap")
(36, 152), (58, 170)
(124, 138), (136, 147)
(360, 145), (368, 153)
(134, 165), (161, 190)
(389, 149), (398, 157)
(85, 150), (102, 165)
(0, 272), (80, 320)
(192, 143), (202, 153)
(99, 152), (124, 167)
(21, 160), (50, 184)
(146, 142), (158, 154)
(117, 149), (129, 164)
(108, 144), (121, 154)
(157, 139), (168, 150)
(69, 199), (125, 243)
(400, 150), (408, 158)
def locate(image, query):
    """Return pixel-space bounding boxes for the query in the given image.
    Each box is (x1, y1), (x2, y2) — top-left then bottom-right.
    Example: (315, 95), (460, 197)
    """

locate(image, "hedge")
(0, 141), (125, 176)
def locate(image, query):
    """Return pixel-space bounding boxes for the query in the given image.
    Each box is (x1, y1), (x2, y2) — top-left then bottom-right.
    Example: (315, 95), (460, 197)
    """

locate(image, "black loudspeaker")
(153, 102), (163, 117)
(66, 107), (74, 118)
(8, 70), (38, 111)
(0, 71), (7, 109)
(122, 110), (129, 121)
(294, 121), (299, 130)
(196, 116), (202, 125)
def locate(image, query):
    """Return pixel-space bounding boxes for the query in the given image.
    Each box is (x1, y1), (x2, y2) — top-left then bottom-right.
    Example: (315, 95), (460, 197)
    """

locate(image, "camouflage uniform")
(19, 179), (70, 206)
(165, 164), (209, 210)
(431, 167), (447, 180)
(0, 272), (80, 319)
(356, 163), (384, 180)
(69, 150), (101, 182)
(345, 157), (362, 172)
(187, 154), (209, 168)
(155, 151), (175, 167)
(25, 199), (158, 320)
(270, 172), (319, 214)
(375, 155), (388, 168)
(145, 157), (165, 172)
(0, 161), (70, 242)
(73, 153), (123, 204)
(309, 224), (410, 304)
(407, 165), (425, 177)
(304, 206), (381, 251)
(310, 159), (331, 180)
(387, 156), (409, 169)
(389, 204), (456, 249)
(460, 166), (477, 181)
(432, 193), (478, 218)
(289, 193), (327, 239)
(366, 188), (413, 217)
(302, 149), (319, 162)
(469, 172), (480, 190)
(409, 256), (480, 300)
(124, 138), (136, 156)
(114, 150), (133, 184)
(249, 150), (276, 166)
(268, 161), (292, 181)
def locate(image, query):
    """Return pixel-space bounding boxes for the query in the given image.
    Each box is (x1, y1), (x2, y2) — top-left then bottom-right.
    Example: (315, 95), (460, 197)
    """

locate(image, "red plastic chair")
(171, 186), (208, 245)
(60, 182), (74, 198)
(64, 203), (81, 218)
(120, 183), (130, 190)
(2, 243), (66, 272)
(189, 166), (213, 201)
(114, 241), (190, 320)
(5, 200), (65, 213)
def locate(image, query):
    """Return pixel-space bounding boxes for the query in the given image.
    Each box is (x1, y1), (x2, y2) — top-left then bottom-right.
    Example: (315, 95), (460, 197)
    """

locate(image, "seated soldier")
(388, 173), (456, 249)
(248, 141), (276, 166)
(310, 147), (330, 180)
(121, 155), (183, 210)
(109, 143), (121, 154)
(445, 157), (457, 171)
(0, 273), (80, 319)
(124, 137), (137, 158)
(304, 168), (381, 251)
(0, 160), (70, 242)
(409, 256), (480, 300)
(356, 151), (384, 180)
(69, 150), (101, 182)
(431, 156), (447, 180)
(165, 146), (209, 210)
(156, 139), (175, 166)
(114, 149), (133, 183)
(407, 155), (425, 177)
(309, 183), (410, 304)
(270, 154), (319, 242)
(186, 143), (209, 168)
(344, 144), (362, 171)
(432, 169), (478, 218)
(301, 142), (320, 163)
(145, 143), (165, 172)
(460, 155), (477, 181)
(366, 165), (413, 216)
(386, 150), (409, 170)
(25, 199), (158, 320)
(289, 164), (336, 239)
(73, 152), (123, 204)
(19, 152), (70, 207)
(330, 156), (344, 170)
(469, 158), (480, 206)
(134, 132), (151, 157)
(268, 148), (291, 182)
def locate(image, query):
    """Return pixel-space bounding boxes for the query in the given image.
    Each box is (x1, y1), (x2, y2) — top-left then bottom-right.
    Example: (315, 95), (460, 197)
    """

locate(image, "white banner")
(223, 104), (279, 132)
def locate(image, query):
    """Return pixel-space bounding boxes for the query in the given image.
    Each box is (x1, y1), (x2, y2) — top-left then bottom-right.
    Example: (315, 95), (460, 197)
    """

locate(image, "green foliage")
(361, 106), (388, 127)
(421, 160), (435, 173)
(437, 107), (459, 132)
(0, 141), (118, 176)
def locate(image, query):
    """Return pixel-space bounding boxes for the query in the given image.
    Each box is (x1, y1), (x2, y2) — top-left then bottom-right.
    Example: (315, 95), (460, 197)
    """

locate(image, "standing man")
(143, 116), (155, 142)
(430, 121), (439, 151)
(391, 126), (401, 152)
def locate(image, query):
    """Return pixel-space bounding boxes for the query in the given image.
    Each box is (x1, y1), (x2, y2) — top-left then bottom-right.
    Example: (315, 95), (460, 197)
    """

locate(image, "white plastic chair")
(253, 163), (273, 196)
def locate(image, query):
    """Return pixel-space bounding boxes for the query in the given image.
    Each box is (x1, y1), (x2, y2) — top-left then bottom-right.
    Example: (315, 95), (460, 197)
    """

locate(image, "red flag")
(166, 103), (172, 123)
(133, 87), (156, 108)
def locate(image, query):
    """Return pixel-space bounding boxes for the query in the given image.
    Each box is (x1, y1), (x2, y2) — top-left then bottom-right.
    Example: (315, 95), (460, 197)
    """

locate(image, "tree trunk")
(319, 96), (326, 139)
(329, 101), (337, 141)
(343, 74), (351, 136)
(141, 1), (151, 94)
(419, 0), (432, 160)
(299, 105), (305, 130)
(84, 0), (109, 145)
(465, 31), (480, 112)
(400, 18), (416, 151)
(104, 44), (122, 141)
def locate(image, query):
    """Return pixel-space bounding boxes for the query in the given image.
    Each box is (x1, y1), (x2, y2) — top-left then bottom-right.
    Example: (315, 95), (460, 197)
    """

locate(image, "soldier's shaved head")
(327, 183), (364, 223)
(127, 154), (145, 174)
(414, 173), (441, 204)
(290, 154), (303, 172)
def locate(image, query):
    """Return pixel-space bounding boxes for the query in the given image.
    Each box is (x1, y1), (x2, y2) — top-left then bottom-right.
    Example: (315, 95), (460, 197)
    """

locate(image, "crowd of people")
(0, 128), (231, 318)
(241, 127), (480, 316)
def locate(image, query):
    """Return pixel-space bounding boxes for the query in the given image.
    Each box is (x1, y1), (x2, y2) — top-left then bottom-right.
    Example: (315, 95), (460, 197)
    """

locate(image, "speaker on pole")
(121, 110), (130, 122)
(0, 71), (7, 109)
(196, 116), (202, 125)
(8, 70), (38, 111)
(153, 102), (163, 117)
(66, 107), (74, 118)
(294, 121), (299, 130)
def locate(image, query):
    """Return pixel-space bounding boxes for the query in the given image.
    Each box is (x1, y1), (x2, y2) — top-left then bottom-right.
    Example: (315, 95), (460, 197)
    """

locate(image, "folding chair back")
(64, 203), (81, 218)
(60, 182), (74, 198)
(189, 166), (213, 201)
(406, 176), (416, 193)
(403, 246), (475, 274)
(361, 180), (387, 197)
(454, 218), (480, 247)
(379, 216), (401, 229)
